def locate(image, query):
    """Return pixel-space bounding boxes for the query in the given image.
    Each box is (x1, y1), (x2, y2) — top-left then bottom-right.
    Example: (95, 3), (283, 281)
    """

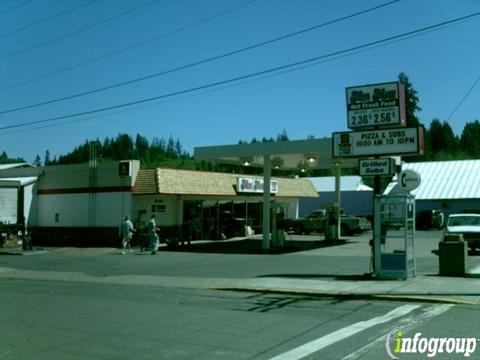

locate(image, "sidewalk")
(0, 244), (48, 256)
(215, 273), (480, 305)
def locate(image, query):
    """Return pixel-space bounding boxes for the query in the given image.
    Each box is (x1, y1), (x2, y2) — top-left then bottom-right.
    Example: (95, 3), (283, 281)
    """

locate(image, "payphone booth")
(374, 194), (415, 279)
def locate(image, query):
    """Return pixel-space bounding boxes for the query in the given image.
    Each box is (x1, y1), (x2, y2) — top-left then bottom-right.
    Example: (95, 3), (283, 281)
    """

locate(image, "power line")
(2, 10), (480, 132)
(0, 0), (398, 114)
(0, 0), (258, 93)
(0, 22), (470, 136)
(2, 23), (454, 136)
(0, 0), (96, 39)
(0, 0), (32, 16)
(446, 73), (480, 121)
(0, 0), (162, 60)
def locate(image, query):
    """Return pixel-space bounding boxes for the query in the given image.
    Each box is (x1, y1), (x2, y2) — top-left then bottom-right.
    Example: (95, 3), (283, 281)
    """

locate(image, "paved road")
(1, 230), (479, 359)
(1, 279), (478, 360)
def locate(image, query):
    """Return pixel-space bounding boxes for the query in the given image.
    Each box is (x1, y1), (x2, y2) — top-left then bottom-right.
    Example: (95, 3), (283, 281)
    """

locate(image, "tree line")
(0, 151), (25, 164)
(29, 133), (252, 173)
(34, 134), (195, 168)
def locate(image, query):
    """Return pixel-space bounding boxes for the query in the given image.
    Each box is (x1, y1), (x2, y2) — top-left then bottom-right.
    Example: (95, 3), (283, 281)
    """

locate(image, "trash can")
(439, 233), (468, 276)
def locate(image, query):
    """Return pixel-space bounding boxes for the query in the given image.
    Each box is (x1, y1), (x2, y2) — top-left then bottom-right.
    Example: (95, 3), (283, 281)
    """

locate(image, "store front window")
(183, 200), (263, 240)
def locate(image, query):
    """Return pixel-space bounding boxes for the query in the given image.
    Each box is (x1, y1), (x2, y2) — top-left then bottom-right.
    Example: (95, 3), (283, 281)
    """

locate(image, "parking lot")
(3, 229), (479, 278)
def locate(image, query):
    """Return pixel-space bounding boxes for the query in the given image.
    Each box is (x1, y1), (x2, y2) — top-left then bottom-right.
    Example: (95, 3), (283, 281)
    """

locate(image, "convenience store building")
(0, 160), (317, 246)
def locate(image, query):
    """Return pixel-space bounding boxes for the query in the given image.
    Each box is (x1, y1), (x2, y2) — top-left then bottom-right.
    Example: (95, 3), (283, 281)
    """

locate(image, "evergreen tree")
(150, 137), (166, 163)
(460, 120), (480, 158)
(57, 141), (89, 164)
(33, 154), (42, 167)
(276, 129), (289, 141)
(111, 133), (134, 159)
(0, 151), (25, 164)
(44, 150), (51, 166)
(174, 138), (182, 158)
(428, 119), (459, 159)
(135, 134), (150, 162)
(166, 135), (176, 158)
(398, 72), (421, 127)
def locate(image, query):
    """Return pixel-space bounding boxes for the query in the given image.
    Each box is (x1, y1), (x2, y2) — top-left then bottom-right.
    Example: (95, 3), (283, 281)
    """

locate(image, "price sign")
(346, 82), (406, 129)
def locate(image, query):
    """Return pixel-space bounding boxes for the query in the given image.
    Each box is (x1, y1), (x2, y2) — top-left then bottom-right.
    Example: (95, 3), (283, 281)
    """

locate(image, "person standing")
(148, 214), (160, 255)
(120, 215), (135, 254)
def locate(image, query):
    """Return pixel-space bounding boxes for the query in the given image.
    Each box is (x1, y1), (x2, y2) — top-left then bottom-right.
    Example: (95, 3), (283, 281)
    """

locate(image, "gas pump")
(325, 204), (340, 241)
(271, 202), (288, 247)
(374, 194), (415, 279)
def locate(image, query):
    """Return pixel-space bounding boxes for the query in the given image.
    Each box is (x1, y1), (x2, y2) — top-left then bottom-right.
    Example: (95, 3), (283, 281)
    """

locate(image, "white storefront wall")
(30, 190), (299, 230)
(36, 192), (132, 227)
(133, 195), (180, 228)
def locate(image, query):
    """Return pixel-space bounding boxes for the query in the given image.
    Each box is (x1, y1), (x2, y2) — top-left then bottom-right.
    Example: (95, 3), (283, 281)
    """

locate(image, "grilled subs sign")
(359, 158), (396, 176)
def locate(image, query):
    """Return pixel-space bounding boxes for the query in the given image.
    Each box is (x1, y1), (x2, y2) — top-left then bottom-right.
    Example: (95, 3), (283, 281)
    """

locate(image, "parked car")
(444, 213), (480, 250)
(416, 209), (444, 230)
(286, 209), (371, 236)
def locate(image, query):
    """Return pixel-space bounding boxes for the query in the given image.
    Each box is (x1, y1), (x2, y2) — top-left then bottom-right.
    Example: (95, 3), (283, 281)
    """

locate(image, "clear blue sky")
(1, 0), (479, 163)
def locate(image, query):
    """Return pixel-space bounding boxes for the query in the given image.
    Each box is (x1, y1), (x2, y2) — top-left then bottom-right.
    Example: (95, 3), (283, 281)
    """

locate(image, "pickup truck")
(286, 209), (371, 236)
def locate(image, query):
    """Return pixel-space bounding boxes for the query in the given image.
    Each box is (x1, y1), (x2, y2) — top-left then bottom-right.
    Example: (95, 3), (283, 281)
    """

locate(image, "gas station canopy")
(194, 138), (357, 170)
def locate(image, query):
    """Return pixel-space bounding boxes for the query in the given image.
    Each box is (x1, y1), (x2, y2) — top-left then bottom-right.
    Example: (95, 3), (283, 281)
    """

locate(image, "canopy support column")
(335, 162), (341, 238)
(262, 155), (271, 250)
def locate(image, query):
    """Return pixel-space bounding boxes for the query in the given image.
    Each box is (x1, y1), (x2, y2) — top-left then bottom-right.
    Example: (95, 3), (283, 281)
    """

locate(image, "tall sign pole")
(335, 81), (423, 275)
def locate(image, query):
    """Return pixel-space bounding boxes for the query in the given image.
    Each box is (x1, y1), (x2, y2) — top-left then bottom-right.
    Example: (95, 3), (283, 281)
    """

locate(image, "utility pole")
(88, 141), (98, 228)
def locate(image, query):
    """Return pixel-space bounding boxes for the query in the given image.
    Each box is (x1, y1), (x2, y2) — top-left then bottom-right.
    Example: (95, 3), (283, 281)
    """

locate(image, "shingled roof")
(133, 168), (318, 198)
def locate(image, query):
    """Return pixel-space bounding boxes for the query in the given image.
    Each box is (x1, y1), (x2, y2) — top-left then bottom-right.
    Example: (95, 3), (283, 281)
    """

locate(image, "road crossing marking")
(470, 265), (480, 274)
(269, 304), (421, 360)
(341, 304), (454, 360)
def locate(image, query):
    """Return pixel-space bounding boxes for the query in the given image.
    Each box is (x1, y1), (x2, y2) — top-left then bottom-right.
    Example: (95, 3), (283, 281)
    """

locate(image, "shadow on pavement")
(258, 272), (480, 282)
(256, 273), (376, 281)
(161, 238), (355, 255)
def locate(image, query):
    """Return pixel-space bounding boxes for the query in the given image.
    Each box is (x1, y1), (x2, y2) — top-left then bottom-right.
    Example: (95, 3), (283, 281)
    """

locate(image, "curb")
(0, 250), (47, 256)
(213, 287), (480, 305)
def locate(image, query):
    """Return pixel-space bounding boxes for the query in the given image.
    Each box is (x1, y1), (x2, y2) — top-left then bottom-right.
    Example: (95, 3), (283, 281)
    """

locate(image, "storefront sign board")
(333, 127), (424, 158)
(359, 158), (396, 176)
(237, 177), (278, 194)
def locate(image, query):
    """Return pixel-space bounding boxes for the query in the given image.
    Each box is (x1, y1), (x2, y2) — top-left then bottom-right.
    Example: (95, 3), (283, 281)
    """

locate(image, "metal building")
(300, 176), (373, 217)
(385, 159), (480, 217)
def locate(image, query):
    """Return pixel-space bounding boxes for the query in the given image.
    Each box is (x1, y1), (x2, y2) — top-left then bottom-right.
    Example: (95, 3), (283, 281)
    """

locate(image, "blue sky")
(0, 0), (479, 163)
